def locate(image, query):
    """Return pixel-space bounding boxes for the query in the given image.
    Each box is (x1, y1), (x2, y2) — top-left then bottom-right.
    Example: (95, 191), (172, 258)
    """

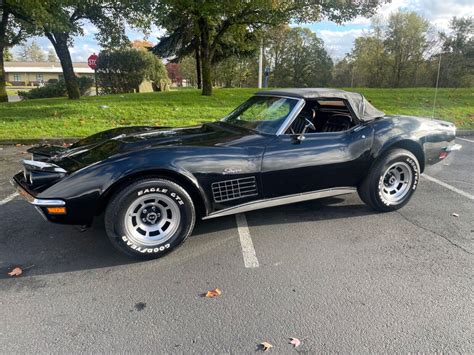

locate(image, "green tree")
(18, 40), (46, 61)
(12, 1), (150, 100)
(384, 11), (430, 87)
(96, 48), (169, 94)
(41, 1), (135, 99)
(1, 0), (65, 101)
(47, 47), (57, 62)
(4, 47), (11, 61)
(153, 0), (384, 96)
(213, 54), (256, 88)
(349, 17), (390, 87)
(265, 26), (333, 87)
(141, 50), (171, 91)
(178, 55), (198, 87)
(438, 17), (473, 87)
(0, 1), (33, 101)
(152, 17), (259, 90)
(331, 57), (353, 87)
(152, 18), (202, 89)
(264, 25), (288, 85)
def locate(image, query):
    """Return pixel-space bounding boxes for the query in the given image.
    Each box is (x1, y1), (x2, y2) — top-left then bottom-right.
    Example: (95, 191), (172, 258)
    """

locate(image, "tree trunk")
(198, 18), (212, 96)
(0, 45), (7, 103)
(195, 45), (202, 89)
(46, 32), (80, 99)
(0, 10), (9, 103)
(201, 53), (212, 96)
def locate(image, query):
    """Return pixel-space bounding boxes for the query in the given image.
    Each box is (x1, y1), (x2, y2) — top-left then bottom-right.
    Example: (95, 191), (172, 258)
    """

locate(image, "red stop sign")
(88, 54), (98, 70)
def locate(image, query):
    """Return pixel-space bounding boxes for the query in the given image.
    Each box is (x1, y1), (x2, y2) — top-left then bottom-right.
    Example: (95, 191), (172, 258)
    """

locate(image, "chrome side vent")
(212, 177), (258, 203)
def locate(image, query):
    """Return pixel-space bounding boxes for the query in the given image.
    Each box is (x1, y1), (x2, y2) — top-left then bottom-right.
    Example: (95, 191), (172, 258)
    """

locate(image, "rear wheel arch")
(359, 148), (420, 212)
(97, 169), (209, 218)
(377, 139), (425, 173)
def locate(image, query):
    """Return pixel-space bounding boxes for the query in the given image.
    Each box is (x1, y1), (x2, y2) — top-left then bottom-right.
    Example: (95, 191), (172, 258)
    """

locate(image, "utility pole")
(432, 52), (442, 119)
(258, 42), (263, 89)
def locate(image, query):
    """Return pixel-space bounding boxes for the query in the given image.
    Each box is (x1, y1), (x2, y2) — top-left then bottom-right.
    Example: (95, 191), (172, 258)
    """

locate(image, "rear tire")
(105, 178), (195, 259)
(358, 149), (420, 212)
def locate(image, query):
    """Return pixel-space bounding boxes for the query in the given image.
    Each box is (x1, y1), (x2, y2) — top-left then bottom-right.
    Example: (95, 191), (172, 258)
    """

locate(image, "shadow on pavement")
(0, 196), (376, 278)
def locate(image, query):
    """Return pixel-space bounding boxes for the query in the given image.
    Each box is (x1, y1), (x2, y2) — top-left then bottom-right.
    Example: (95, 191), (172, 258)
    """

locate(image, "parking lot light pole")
(258, 43), (263, 89)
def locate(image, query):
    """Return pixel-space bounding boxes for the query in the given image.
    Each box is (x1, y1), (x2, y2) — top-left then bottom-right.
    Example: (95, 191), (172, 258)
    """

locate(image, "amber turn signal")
(46, 207), (66, 214)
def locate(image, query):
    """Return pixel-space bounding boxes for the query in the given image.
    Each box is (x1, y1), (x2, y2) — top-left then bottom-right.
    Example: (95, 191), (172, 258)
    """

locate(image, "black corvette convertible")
(12, 88), (461, 259)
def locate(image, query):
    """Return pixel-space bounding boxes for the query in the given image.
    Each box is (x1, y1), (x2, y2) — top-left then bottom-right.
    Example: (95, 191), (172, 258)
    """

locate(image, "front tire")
(105, 178), (195, 259)
(358, 149), (420, 212)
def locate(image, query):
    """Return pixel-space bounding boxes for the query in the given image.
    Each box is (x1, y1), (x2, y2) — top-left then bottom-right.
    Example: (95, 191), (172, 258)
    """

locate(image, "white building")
(5, 61), (94, 86)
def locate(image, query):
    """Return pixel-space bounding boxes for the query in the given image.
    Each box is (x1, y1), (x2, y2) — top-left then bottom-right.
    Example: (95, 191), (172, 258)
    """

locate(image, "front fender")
(37, 149), (211, 225)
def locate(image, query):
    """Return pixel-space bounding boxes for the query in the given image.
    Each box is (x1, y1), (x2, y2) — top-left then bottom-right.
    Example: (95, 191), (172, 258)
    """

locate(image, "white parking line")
(0, 192), (19, 206)
(457, 137), (474, 143)
(235, 213), (259, 268)
(423, 174), (474, 200)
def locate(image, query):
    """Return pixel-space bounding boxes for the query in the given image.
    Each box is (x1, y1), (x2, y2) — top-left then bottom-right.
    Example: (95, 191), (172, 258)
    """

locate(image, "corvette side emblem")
(223, 167), (242, 175)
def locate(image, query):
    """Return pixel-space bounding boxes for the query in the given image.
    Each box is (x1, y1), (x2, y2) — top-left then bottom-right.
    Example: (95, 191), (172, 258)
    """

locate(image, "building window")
(13, 74), (21, 81)
(36, 74), (44, 82)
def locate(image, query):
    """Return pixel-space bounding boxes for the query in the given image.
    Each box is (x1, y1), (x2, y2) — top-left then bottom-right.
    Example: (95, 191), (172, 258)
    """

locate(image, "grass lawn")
(0, 87), (472, 140)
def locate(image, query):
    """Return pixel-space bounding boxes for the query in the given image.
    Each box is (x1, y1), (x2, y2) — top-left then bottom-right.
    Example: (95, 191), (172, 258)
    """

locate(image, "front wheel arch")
(96, 169), (209, 218)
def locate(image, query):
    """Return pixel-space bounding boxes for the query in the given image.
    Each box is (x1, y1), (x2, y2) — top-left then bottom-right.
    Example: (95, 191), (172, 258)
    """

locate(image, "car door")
(261, 124), (375, 198)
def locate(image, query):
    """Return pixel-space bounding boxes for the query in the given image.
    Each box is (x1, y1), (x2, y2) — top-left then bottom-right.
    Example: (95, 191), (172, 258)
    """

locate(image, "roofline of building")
(4, 61), (94, 74)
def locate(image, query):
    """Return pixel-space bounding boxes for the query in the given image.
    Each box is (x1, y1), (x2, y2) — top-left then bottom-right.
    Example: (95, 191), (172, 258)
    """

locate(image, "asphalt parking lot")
(0, 139), (472, 353)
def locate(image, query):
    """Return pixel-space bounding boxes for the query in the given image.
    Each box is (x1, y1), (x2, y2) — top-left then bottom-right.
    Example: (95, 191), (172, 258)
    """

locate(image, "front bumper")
(11, 172), (94, 226)
(10, 176), (65, 207)
(11, 174), (67, 222)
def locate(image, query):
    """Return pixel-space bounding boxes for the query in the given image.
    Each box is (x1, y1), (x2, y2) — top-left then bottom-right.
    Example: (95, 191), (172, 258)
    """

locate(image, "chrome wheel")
(124, 193), (181, 246)
(380, 162), (413, 205)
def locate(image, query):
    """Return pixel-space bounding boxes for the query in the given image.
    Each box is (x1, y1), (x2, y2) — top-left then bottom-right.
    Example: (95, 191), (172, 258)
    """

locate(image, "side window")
(287, 99), (357, 134)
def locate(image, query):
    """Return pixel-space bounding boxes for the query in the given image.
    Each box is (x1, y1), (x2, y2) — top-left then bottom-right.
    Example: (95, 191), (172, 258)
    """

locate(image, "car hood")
(30, 123), (256, 173)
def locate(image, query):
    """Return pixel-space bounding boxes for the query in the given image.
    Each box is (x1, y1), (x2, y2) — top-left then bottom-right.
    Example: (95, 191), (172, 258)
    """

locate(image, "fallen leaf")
(289, 337), (301, 348)
(260, 342), (273, 352)
(8, 267), (23, 277)
(204, 288), (222, 298)
(452, 213), (459, 217)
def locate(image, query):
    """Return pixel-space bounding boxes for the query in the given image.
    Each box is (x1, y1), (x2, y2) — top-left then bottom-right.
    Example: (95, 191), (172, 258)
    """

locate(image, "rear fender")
(374, 137), (425, 173)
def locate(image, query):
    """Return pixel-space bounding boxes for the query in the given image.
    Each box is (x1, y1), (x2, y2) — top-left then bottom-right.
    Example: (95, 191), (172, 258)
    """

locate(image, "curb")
(457, 129), (474, 137)
(0, 138), (81, 146)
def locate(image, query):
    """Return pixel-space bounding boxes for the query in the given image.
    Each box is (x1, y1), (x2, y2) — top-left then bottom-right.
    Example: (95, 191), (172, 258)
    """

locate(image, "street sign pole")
(94, 69), (98, 96)
(87, 53), (99, 96)
(258, 43), (263, 89)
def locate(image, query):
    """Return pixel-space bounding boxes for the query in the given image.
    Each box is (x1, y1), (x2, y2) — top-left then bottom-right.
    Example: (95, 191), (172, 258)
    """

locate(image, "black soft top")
(256, 88), (385, 122)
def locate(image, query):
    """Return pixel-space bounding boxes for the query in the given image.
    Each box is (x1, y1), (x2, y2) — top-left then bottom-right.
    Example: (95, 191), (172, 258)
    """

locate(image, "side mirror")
(297, 118), (316, 142)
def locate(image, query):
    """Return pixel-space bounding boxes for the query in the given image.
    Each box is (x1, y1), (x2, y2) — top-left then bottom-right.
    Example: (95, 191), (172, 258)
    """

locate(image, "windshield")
(222, 96), (299, 134)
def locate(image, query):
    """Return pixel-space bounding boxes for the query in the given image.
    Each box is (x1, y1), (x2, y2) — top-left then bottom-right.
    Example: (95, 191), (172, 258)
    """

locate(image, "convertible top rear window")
(316, 100), (346, 107)
(222, 96), (299, 134)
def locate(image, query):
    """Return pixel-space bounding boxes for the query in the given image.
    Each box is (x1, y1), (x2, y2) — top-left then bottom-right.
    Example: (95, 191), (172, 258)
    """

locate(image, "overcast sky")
(12, 0), (474, 62)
